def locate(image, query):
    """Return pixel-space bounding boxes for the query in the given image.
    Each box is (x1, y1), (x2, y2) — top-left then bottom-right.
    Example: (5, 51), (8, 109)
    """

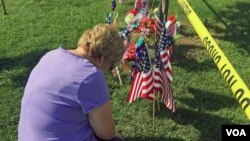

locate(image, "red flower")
(127, 9), (138, 16)
(122, 42), (137, 71)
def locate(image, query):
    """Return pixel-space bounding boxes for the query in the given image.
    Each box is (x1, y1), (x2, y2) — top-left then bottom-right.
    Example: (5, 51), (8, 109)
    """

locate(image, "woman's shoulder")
(81, 69), (105, 84)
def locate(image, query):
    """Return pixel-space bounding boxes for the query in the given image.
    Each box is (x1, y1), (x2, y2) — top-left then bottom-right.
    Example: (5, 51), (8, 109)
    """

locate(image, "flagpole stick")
(115, 66), (123, 86)
(114, 12), (119, 23)
(153, 92), (155, 130)
(113, 11), (116, 24)
(162, 0), (169, 19)
(170, 44), (173, 54)
(142, 39), (155, 130)
(157, 92), (161, 111)
(153, 27), (161, 113)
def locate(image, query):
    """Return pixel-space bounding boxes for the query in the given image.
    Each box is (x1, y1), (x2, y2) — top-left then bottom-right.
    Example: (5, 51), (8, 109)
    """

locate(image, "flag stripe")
(160, 70), (175, 112)
(127, 72), (143, 102)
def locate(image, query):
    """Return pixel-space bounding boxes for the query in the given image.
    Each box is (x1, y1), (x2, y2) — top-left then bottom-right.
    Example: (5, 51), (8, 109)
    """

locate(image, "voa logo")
(226, 129), (246, 136)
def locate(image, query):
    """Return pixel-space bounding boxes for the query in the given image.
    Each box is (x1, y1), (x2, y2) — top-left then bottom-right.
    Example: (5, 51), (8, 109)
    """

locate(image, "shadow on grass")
(202, 0), (250, 54)
(172, 44), (216, 72)
(201, 0), (229, 29)
(0, 49), (49, 87)
(179, 88), (238, 111)
(154, 87), (238, 140)
(178, 24), (198, 37)
(166, 108), (234, 141)
(125, 136), (184, 141)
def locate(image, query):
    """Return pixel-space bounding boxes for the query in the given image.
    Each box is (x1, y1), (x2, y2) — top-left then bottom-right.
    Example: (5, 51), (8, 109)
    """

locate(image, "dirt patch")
(172, 24), (208, 63)
(176, 36), (203, 47)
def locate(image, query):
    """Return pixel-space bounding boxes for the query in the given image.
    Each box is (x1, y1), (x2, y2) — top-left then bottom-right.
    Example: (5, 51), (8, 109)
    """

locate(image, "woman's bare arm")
(88, 100), (116, 140)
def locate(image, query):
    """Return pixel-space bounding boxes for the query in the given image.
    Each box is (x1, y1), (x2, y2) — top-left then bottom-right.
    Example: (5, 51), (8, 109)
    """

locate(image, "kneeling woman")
(18, 24), (125, 141)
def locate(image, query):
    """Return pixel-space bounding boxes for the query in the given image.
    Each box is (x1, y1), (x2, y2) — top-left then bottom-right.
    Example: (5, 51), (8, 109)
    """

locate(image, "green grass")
(1, 0), (250, 140)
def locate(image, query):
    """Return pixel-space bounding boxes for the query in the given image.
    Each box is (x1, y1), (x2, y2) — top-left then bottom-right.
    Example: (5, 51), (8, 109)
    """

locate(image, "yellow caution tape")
(177, 0), (250, 119)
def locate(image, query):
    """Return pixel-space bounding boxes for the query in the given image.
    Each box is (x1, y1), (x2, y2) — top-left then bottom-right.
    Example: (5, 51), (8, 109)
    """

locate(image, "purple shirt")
(18, 47), (110, 141)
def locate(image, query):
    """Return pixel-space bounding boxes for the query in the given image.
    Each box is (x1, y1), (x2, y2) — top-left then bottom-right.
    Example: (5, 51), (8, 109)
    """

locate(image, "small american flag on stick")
(127, 37), (154, 102)
(153, 23), (176, 112)
(165, 16), (177, 37)
(159, 26), (173, 82)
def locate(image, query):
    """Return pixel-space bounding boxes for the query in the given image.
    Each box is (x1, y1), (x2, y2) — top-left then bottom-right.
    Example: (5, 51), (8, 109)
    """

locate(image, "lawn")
(0, 0), (249, 140)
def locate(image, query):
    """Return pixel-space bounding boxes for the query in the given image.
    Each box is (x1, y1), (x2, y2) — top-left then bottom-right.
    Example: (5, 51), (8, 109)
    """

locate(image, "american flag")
(159, 70), (176, 112)
(165, 16), (177, 37)
(154, 37), (175, 112)
(158, 26), (173, 82)
(155, 0), (163, 38)
(127, 38), (154, 102)
(153, 43), (164, 93)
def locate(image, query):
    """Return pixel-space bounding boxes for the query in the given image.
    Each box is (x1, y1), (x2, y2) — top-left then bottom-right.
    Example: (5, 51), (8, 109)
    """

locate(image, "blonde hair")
(78, 23), (125, 64)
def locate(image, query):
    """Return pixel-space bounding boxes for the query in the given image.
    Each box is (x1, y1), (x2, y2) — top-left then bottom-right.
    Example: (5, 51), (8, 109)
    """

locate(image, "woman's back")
(18, 47), (110, 141)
